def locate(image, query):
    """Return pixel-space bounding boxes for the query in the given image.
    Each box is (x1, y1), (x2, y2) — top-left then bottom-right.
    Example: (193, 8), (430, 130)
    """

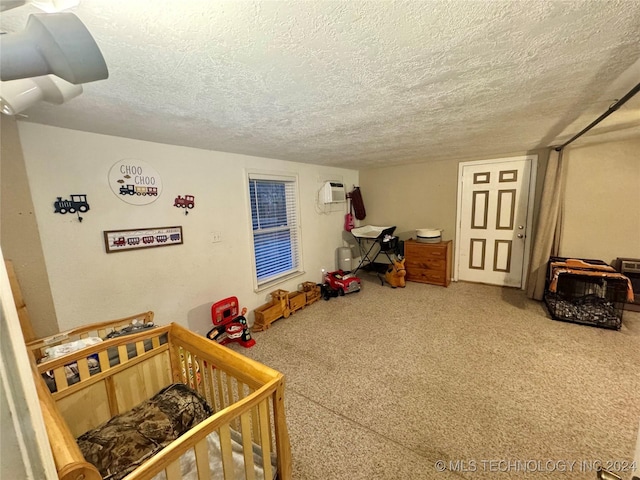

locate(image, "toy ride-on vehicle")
(324, 270), (361, 296)
(207, 296), (255, 348)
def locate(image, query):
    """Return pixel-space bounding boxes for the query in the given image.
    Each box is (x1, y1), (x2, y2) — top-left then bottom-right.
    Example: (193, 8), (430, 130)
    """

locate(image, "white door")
(456, 156), (535, 287)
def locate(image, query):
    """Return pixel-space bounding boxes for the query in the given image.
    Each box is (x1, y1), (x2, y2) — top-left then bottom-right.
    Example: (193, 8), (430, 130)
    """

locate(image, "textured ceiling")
(1, 0), (640, 169)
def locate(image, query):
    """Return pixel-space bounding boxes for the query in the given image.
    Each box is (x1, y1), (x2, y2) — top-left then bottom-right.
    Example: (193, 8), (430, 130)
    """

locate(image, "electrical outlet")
(212, 232), (221, 243)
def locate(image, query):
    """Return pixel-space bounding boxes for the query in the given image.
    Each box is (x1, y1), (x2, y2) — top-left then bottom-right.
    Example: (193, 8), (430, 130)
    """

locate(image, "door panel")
(458, 158), (532, 287)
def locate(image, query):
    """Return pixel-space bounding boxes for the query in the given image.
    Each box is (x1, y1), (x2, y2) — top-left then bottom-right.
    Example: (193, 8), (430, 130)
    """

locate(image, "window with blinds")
(248, 173), (302, 288)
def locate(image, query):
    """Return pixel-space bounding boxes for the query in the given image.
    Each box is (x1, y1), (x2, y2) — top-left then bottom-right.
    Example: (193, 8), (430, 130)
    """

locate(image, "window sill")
(255, 270), (306, 293)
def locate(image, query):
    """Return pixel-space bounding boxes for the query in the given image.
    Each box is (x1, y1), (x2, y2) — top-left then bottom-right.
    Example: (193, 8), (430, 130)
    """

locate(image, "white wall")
(560, 137), (640, 264)
(359, 149), (549, 244)
(1, 116), (59, 337)
(359, 157), (460, 242)
(17, 123), (357, 333)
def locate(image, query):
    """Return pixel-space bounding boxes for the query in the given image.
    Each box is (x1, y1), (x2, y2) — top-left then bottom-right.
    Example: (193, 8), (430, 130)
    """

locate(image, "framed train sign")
(104, 226), (183, 253)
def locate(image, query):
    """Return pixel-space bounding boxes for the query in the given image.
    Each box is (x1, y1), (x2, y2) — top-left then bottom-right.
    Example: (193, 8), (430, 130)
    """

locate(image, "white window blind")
(248, 173), (301, 287)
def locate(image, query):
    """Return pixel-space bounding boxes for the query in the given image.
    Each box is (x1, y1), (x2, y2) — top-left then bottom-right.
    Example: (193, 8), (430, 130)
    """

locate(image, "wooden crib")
(32, 322), (292, 480)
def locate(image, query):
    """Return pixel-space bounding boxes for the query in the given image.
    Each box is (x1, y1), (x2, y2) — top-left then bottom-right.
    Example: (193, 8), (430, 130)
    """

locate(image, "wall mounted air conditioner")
(322, 181), (346, 204)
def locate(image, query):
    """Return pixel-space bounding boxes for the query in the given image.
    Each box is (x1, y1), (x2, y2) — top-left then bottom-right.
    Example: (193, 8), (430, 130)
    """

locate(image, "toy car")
(324, 270), (361, 295)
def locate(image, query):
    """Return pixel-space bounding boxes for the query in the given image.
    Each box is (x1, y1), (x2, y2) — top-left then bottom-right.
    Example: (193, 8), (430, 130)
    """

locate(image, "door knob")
(517, 233), (524, 238)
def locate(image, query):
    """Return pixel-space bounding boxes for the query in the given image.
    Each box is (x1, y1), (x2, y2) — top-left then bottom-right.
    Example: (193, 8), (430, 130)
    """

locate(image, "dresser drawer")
(406, 269), (446, 284)
(405, 244), (448, 260)
(405, 258), (446, 271)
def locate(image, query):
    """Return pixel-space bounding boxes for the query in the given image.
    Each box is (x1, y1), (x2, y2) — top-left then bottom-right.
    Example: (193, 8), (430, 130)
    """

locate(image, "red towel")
(350, 186), (366, 220)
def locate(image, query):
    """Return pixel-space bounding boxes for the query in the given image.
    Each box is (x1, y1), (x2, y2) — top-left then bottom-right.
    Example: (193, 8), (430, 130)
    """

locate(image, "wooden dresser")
(404, 239), (452, 287)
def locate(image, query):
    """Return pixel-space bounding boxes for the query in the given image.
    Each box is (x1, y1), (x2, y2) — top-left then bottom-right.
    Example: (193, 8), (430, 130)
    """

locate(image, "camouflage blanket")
(77, 383), (212, 480)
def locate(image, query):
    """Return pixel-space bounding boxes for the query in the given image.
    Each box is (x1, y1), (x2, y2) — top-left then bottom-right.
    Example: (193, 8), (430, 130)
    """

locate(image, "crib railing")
(33, 323), (291, 480)
(36, 325), (169, 403)
(166, 323), (291, 480)
(33, 361), (102, 480)
(27, 311), (155, 362)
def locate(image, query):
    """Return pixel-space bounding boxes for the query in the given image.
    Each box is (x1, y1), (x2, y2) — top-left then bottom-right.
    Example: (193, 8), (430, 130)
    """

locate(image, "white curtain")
(526, 149), (566, 300)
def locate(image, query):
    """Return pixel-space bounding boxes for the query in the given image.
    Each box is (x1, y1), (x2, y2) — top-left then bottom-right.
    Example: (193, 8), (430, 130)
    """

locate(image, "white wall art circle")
(108, 159), (163, 205)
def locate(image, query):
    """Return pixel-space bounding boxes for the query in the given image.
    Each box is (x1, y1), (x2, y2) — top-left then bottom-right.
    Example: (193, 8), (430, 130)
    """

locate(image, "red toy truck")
(324, 270), (361, 295)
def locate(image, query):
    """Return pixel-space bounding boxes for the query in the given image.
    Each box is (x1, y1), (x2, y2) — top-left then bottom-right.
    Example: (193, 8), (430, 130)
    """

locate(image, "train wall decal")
(54, 194), (90, 215)
(174, 194), (195, 215)
(111, 233), (181, 247)
(119, 184), (158, 196)
(104, 226), (183, 253)
(174, 195), (195, 209)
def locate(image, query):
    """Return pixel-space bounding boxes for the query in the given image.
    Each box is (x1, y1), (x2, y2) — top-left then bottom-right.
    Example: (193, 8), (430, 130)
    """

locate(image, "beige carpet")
(235, 278), (640, 480)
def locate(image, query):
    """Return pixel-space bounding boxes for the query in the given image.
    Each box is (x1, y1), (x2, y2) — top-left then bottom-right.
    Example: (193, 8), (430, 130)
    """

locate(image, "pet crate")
(544, 256), (628, 330)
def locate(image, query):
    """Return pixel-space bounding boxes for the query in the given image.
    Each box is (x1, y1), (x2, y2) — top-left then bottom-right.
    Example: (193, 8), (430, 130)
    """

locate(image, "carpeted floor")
(235, 278), (640, 479)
